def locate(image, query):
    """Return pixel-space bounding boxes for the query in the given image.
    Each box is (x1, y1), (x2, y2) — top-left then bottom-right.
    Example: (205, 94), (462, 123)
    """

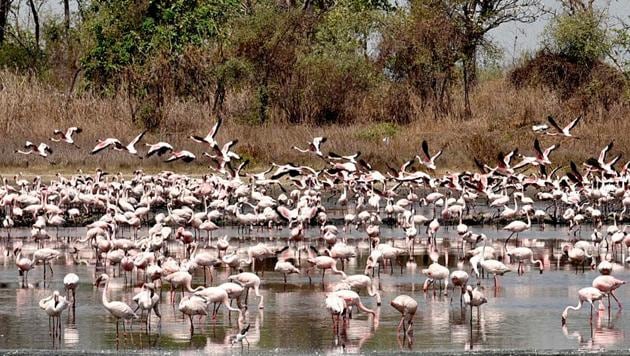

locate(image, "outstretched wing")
(546, 116), (563, 133)
(129, 130), (147, 147)
(421, 140), (430, 160)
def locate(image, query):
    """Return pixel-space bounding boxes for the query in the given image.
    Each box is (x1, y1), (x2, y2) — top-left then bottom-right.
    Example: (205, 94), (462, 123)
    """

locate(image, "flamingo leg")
(611, 291), (623, 309)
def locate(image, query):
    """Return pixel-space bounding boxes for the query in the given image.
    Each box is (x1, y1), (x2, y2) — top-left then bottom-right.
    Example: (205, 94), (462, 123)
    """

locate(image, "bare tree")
(63, 0), (70, 32)
(0, 0), (10, 45)
(27, 0), (39, 48)
(441, 0), (541, 117)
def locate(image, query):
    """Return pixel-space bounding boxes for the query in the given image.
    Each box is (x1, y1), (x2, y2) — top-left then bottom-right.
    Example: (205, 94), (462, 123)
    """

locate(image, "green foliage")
(81, 0), (240, 87)
(355, 122), (399, 141)
(0, 43), (38, 70)
(545, 11), (610, 63)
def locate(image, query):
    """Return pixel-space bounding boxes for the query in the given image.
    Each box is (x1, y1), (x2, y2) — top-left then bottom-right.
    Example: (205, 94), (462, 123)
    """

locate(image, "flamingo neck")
(102, 280), (110, 307)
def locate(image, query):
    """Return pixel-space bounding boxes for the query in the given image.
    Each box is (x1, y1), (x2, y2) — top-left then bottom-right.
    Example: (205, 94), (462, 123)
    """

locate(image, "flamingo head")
(94, 273), (109, 286)
(422, 278), (433, 292)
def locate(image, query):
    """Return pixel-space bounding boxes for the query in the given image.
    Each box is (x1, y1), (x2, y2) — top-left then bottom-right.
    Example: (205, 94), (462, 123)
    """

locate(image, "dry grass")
(0, 70), (629, 176)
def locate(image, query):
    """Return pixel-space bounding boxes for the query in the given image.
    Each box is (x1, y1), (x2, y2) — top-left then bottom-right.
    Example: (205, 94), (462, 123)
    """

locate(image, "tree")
(441, 0), (541, 116)
(0, 0), (11, 45)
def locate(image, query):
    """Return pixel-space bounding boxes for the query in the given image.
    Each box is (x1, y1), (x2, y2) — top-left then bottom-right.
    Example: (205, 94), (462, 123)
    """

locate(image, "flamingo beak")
(561, 316), (566, 326)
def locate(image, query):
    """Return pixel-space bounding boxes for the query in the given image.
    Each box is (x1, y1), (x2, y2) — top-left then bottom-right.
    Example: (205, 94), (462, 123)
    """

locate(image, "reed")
(1, 70), (628, 175)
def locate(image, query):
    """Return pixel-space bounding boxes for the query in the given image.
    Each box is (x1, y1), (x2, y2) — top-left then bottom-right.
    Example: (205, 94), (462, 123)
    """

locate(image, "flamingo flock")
(4, 115), (630, 349)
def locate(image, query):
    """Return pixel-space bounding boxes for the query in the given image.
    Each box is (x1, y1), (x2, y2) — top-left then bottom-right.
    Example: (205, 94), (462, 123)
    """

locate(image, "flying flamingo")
(561, 287), (605, 326)
(416, 140), (442, 170)
(390, 295), (417, 336)
(165, 150), (196, 163)
(145, 142), (173, 157)
(16, 141), (53, 157)
(50, 127), (82, 146)
(545, 115), (581, 138)
(90, 138), (124, 154)
(116, 130), (147, 156)
(292, 137), (327, 157)
(190, 116), (222, 147)
(95, 274), (138, 338)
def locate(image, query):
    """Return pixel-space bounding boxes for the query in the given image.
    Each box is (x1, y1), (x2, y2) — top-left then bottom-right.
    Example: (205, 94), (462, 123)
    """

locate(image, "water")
(0, 224), (629, 353)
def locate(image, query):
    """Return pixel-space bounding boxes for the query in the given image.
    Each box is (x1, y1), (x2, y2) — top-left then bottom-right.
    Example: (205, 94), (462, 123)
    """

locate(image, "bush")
(544, 11), (610, 64)
(509, 51), (626, 110)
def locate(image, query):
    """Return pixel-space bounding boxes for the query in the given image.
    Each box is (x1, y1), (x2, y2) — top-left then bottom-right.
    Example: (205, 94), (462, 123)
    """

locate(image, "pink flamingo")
(561, 287), (605, 326)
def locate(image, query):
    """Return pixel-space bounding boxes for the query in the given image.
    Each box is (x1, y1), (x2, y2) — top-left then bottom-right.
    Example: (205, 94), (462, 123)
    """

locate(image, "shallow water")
(0, 224), (629, 353)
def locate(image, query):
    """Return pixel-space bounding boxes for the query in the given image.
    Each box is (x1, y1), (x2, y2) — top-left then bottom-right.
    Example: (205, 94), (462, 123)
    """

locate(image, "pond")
(0, 224), (627, 353)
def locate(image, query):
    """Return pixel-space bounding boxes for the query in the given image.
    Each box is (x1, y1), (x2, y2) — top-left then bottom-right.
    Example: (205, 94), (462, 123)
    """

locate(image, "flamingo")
(302, 246), (347, 284)
(478, 240), (511, 288)
(165, 150), (196, 163)
(190, 116), (222, 147)
(422, 254), (450, 296)
(545, 115), (581, 138)
(592, 275), (625, 311)
(13, 246), (33, 287)
(95, 274), (138, 338)
(325, 293), (347, 333)
(50, 127), (82, 146)
(118, 130), (147, 156)
(193, 286), (243, 318)
(416, 140), (442, 170)
(33, 248), (60, 280)
(292, 137), (327, 157)
(561, 287), (605, 325)
(274, 259), (300, 285)
(39, 290), (69, 338)
(332, 289), (376, 317)
(16, 142), (53, 157)
(506, 246), (544, 275)
(390, 295), (417, 335)
(178, 294), (208, 336)
(90, 138), (124, 154)
(337, 274), (381, 305)
(145, 142), (173, 157)
(227, 272), (265, 309)
(133, 282), (161, 332)
(503, 212), (531, 248)
(63, 273), (80, 305)
(464, 285), (487, 326)
(450, 262), (469, 306)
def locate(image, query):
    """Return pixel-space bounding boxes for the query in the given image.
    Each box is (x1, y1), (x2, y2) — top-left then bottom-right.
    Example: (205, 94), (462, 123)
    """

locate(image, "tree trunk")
(462, 44), (477, 118)
(76, 0), (85, 21)
(28, 0), (39, 49)
(0, 0), (10, 46)
(212, 80), (225, 114)
(63, 0), (70, 33)
(257, 79), (269, 124)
